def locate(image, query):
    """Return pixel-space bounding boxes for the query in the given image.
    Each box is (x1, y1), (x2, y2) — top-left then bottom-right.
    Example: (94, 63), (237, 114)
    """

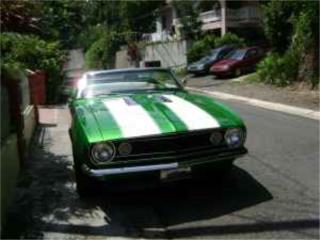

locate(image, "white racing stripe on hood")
(163, 95), (220, 130)
(103, 98), (161, 138)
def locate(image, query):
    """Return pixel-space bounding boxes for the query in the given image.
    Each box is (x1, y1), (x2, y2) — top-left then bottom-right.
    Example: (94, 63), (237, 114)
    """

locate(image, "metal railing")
(199, 9), (221, 23)
(227, 6), (262, 21)
(143, 6), (262, 42)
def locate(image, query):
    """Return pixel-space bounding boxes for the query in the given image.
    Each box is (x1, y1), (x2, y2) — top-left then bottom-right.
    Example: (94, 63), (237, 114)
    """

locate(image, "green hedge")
(1, 33), (66, 102)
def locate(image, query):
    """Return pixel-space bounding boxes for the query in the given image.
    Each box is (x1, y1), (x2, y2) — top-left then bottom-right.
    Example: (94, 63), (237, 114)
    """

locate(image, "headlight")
(198, 64), (205, 70)
(118, 142), (132, 156)
(224, 128), (245, 148)
(91, 142), (115, 164)
(209, 131), (223, 146)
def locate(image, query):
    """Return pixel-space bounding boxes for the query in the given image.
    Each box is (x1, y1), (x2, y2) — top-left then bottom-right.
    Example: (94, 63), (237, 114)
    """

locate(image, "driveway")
(3, 99), (319, 239)
(186, 74), (319, 110)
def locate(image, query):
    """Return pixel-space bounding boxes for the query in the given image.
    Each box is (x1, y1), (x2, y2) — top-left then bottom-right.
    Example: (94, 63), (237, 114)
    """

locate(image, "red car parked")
(210, 47), (264, 77)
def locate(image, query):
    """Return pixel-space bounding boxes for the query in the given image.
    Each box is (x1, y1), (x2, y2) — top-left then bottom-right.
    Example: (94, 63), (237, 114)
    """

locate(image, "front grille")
(113, 129), (227, 162)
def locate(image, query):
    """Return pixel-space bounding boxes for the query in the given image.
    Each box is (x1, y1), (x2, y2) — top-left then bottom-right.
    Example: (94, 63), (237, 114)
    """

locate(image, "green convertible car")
(69, 68), (247, 196)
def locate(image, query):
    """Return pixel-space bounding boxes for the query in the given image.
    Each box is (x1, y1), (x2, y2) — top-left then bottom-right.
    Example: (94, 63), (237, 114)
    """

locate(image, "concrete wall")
(142, 40), (188, 68)
(22, 105), (36, 149)
(115, 40), (189, 70)
(115, 49), (131, 69)
(1, 134), (20, 223)
(1, 74), (37, 227)
(1, 87), (10, 142)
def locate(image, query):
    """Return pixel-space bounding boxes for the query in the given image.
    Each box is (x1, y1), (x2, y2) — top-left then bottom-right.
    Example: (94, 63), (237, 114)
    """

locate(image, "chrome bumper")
(82, 162), (178, 177)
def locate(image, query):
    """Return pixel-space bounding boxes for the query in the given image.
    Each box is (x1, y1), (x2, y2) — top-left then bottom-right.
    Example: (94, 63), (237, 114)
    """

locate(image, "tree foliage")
(0, 0), (41, 33)
(1, 32), (66, 100)
(263, 0), (319, 53)
(173, 0), (202, 40)
(85, 31), (120, 69)
(258, 0), (319, 87)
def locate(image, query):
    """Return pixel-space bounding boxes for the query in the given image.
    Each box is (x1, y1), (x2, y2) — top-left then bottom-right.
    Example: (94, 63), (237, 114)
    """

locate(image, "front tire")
(234, 68), (242, 77)
(74, 165), (95, 198)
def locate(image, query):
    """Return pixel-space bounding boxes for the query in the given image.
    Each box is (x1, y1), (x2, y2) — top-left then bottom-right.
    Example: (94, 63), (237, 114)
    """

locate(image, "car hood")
(73, 91), (244, 143)
(213, 59), (238, 67)
(189, 59), (216, 67)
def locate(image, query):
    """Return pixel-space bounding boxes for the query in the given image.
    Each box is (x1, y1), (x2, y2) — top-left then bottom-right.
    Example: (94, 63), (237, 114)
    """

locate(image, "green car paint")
(69, 68), (247, 188)
(71, 91), (244, 142)
(70, 90), (246, 173)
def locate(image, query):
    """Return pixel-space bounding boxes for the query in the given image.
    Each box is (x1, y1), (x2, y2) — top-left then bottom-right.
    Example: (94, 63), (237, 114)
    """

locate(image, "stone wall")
(142, 40), (188, 68)
(115, 40), (190, 70)
(22, 105), (36, 149)
(1, 134), (20, 224)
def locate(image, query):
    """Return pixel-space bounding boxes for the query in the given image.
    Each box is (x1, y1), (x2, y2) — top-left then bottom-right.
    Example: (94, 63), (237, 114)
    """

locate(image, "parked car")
(187, 45), (234, 75)
(210, 47), (264, 77)
(69, 68), (247, 196)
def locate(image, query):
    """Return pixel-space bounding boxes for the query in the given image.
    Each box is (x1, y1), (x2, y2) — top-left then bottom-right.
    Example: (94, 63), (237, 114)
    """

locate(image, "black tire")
(234, 68), (242, 77)
(74, 165), (95, 198)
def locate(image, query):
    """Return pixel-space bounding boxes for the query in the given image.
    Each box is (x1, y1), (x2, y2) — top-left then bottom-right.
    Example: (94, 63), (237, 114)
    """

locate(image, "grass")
(241, 72), (260, 83)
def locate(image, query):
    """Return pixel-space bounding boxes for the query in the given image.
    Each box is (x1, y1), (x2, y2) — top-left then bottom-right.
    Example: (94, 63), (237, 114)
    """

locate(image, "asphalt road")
(3, 98), (319, 239)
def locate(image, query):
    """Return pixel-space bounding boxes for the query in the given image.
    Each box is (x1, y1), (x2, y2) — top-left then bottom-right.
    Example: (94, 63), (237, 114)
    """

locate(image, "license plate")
(160, 167), (191, 182)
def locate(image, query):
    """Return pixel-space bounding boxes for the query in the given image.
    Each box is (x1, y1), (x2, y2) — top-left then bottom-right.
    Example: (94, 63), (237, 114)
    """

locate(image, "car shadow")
(98, 166), (273, 227)
(37, 165), (274, 239)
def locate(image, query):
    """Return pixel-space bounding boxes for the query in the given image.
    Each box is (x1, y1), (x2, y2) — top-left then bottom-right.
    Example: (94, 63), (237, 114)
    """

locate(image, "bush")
(1, 33), (66, 102)
(257, 52), (299, 86)
(85, 32), (120, 69)
(214, 33), (245, 48)
(187, 40), (209, 63)
(257, 53), (282, 85)
(257, 8), (317, 87)
(187, 35), (216, 62)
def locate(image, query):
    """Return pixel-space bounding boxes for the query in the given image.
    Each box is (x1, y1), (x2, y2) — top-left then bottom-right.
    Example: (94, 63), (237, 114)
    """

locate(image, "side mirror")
(181, 76), (189, 86)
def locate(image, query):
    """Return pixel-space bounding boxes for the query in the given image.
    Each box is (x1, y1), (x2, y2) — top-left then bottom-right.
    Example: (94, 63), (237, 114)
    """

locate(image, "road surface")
(3, 98), (319, 239)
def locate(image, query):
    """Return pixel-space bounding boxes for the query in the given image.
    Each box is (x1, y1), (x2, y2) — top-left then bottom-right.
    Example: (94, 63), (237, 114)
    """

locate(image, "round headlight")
(209, 132), (223, 146)
(118, 142), (132, 156)
(91, 142), (115, 164)
(224, 128), (244, 148)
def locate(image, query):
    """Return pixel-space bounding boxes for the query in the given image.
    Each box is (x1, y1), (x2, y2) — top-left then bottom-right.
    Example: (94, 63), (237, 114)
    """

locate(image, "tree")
(260, 0), (319, 87)
(173, 0), (202, 40)
(0, 0), (41, 33)
(263, 1), (319, 53)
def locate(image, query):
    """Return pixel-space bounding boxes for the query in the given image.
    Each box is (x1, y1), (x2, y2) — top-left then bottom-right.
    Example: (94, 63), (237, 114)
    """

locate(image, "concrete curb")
(187, 87), (320, 121)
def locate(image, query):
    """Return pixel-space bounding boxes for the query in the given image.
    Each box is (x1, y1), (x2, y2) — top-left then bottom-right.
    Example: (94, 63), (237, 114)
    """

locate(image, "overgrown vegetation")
(79, 1), (164, 69)
(0, 1), (70, 102)
(257, 0), (319, 88)
(187, 33), (246, 62)
(173, 0), (202, 40)
(84, 31), (121, 69)
(1, 33), (66, 100)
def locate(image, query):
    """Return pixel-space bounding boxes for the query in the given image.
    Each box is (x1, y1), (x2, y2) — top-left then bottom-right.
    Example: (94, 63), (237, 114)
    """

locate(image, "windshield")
(198, 50), (218, 63)
(78, 69), (181, 98)
(225, 49), (246, 60)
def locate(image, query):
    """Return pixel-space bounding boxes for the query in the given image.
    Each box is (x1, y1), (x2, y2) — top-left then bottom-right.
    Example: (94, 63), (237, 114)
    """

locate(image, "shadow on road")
(6, 123), (319, 239)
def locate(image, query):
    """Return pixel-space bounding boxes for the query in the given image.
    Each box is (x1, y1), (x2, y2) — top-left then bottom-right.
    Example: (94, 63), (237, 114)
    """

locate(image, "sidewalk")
(186, 74), (319, 120)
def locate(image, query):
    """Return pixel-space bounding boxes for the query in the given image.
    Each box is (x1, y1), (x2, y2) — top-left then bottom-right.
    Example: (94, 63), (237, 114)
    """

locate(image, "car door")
(240, 50), (252, 73)
(243, 49), (258, 72)
(250, 48), (262, 71)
